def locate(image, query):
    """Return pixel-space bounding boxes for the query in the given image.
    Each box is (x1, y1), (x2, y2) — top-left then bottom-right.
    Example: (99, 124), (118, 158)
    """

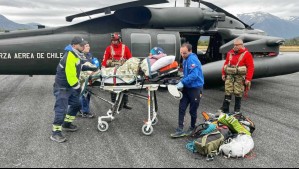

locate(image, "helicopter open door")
(121, 29), (181, 61)
(180, 32), (224, 65)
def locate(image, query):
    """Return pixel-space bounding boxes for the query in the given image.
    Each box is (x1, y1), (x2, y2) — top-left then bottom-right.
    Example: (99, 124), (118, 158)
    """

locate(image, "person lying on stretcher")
(141, 47), (176, 78)
(81, 47), (178, 85)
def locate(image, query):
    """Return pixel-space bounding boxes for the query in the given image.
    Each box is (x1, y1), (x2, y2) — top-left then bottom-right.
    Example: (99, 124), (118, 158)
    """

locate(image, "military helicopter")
(0, 0), (298, 85)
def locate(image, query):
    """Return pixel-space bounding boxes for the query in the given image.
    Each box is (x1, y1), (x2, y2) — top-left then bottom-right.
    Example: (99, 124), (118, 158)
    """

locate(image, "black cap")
(71, 36), (87, 46)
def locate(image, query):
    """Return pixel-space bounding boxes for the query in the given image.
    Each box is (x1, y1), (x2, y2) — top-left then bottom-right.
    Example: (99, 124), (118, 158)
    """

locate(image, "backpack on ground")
(219, 134), (254, 158)
(190, 123), (217, 138)
(193, 129), (224, 159)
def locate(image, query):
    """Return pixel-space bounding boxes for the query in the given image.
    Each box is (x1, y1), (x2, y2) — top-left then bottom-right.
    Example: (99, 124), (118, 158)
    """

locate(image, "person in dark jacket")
(51, 36), (97, 143)
(171, 43), (204, 138)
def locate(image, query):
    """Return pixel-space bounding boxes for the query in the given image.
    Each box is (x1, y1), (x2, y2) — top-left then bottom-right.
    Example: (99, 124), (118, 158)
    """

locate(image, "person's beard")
(233, 47), (239, 54)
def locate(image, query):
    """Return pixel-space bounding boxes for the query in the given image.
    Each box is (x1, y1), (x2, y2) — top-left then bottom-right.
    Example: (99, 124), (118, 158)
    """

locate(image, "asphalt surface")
(0, 73), (299, 168)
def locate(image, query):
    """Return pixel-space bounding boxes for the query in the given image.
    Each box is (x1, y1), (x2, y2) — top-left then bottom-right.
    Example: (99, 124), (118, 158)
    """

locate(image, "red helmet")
(111, 32), (121, 41)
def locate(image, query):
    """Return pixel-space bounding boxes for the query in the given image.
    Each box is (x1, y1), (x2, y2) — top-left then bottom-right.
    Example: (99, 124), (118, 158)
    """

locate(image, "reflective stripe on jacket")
(55, 49), (81, 88)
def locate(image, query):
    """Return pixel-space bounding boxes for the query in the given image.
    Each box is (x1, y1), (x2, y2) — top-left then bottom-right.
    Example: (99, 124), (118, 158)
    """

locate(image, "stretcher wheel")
(97, 121), (109, 132)
(142, 125), (153, 136)
(152, 118), (158, 126)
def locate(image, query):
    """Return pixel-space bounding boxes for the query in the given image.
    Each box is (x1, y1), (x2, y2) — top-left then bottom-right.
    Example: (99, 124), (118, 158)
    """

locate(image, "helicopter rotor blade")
(66, 0), (169, 22)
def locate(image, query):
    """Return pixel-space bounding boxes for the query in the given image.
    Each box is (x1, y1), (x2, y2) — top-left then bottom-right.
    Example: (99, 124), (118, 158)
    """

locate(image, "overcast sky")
(0, 0), (298, 27)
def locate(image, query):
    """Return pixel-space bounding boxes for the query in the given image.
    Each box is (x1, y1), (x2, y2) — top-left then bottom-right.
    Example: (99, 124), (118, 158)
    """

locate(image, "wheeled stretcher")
(80, 59), (181, 135)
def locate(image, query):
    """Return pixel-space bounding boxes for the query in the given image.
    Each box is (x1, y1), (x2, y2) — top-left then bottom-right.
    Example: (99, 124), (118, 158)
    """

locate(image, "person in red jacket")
(101, 32), (133, 109)
(102, 32), (132, 68)
(219, 38), (254, 114)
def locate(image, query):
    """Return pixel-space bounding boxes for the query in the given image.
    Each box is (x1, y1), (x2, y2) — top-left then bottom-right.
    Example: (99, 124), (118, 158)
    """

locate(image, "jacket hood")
(64, 44), (73, 51)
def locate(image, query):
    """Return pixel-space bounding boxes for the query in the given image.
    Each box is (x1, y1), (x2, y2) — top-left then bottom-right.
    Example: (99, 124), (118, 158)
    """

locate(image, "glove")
(91, 58), (100, 68)
(176, 81), (184, 89)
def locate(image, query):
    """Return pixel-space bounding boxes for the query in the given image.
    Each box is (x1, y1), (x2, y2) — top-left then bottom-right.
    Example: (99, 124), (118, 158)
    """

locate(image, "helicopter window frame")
(157, 34), (177, 56)
(130, 33), (151, 58)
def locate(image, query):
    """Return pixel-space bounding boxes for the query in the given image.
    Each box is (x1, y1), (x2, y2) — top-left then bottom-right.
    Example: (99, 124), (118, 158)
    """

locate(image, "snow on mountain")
(238, 12), (299, 39)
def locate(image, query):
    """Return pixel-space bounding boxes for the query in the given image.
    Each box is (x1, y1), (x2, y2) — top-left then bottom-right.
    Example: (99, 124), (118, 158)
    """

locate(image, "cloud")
(0, 0), (298, 27)
(0, 0), (135, 26)
(202, 0), (299, 18)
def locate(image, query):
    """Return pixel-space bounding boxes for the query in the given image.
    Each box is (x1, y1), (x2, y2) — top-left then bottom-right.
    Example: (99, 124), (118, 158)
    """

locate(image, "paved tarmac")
(0, 73), (299, 168)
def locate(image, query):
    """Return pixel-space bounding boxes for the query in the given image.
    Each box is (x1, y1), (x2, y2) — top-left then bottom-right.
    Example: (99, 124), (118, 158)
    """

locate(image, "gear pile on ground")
(185, 111), (255, 161)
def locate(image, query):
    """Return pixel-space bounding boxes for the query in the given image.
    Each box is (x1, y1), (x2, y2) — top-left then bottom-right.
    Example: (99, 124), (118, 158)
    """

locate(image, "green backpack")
(194, 130), (224, 157)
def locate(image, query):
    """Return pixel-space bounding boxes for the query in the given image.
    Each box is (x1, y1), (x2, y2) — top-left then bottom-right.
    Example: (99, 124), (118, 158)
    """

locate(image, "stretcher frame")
(85, 74), (161, 136)
(83, 67), (180, 135)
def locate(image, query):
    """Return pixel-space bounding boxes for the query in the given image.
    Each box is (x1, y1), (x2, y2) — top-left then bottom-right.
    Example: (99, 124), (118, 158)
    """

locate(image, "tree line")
(284, 38), (299, 46)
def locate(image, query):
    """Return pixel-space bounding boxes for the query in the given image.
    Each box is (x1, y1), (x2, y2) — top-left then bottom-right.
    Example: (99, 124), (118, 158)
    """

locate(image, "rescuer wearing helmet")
(102, 32), (133, 110)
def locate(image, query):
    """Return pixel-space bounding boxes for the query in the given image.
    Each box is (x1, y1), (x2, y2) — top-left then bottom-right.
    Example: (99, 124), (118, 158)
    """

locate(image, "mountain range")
(1, 12), (299, 39)
(0, 14), (41, 31)
(237, 12), (299, 39)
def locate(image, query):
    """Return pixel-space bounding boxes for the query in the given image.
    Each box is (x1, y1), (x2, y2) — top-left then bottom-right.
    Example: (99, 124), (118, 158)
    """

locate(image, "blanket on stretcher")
(79, 56), (178, 87)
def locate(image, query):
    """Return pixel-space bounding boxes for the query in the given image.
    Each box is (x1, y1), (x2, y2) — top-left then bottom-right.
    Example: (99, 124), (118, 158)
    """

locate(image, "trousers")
(80, 92), (91, 113)
(178, 87), (203, 129)
(53, 83), (80, 126)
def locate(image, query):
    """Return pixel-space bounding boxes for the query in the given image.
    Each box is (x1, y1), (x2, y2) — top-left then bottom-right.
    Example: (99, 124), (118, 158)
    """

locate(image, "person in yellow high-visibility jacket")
(51, 36), (98, 143)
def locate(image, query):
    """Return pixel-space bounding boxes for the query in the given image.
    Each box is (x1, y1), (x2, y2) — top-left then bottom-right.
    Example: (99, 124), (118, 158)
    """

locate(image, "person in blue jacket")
(78, 43), (100, 118)
(171, 42), (204, 138)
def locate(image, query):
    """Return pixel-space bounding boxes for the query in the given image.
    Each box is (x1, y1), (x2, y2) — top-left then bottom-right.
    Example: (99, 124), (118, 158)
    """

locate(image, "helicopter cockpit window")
(157, 34), (176, 56)
(198, 36), (210, 64)
(130, 33), (151, 58)
(198, 36), (209, 54)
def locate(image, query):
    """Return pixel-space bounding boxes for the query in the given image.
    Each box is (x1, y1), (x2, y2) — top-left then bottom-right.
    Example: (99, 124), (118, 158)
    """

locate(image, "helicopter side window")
(157, 34), (176, 56)
(130, 33), (151, 58)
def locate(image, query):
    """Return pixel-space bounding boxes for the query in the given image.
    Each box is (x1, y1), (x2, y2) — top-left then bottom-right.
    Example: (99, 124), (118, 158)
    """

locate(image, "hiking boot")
(221, 95), (232, 113)
(170, 128), (186, 138)
(123, 104), (132, 110)
(50, 132), (66, 143)
(62, 122), (78, 132)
